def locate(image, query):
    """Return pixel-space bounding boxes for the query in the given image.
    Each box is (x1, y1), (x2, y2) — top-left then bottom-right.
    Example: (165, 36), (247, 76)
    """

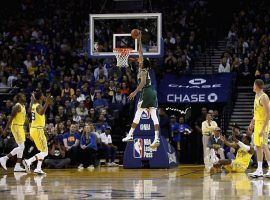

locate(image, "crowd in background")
(217, 1), (270, 87)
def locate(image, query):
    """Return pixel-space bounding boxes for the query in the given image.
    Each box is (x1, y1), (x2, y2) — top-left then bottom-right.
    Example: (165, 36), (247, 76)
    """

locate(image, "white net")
(113, 48), (132, 67)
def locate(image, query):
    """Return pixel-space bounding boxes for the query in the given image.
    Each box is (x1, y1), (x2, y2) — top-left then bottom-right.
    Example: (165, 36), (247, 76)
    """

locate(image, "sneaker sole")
(264, 175), (270, 178)
(122, 139), (133, 142)
(34, 172), (46, 175)
(14, 170), (27, 173)
(22, 160), (31, 173)
(150, 143), (160, 149)
(249, 175), (263, 178)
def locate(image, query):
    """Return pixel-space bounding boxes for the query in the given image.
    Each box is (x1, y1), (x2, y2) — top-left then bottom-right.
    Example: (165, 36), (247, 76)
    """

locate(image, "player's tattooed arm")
(37, 95), (53, 115)
(29, 92), (35, 112)
(3, 104), (21, 135)
(137, 31), (143, 67)
(128, 71), (146, 100)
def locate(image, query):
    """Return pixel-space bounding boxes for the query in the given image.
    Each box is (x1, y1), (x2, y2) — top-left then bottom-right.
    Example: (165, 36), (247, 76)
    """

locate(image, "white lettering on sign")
(168, 84), (221, 89)
(143, 139), (157, 158)
(167, 94), (207, 103)
(140, 124), (151, 131)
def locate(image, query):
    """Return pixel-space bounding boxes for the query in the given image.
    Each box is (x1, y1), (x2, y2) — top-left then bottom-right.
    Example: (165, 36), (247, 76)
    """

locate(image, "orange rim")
(113, 48), (133, 55)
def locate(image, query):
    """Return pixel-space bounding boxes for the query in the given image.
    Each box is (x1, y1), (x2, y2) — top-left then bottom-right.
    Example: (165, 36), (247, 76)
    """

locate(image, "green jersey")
(137, 68), (157, 108)
(137, 68), (151, 88)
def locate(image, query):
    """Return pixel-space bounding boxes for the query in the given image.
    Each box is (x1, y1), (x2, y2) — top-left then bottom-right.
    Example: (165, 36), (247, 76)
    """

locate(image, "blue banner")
(158, 73), (234, 103)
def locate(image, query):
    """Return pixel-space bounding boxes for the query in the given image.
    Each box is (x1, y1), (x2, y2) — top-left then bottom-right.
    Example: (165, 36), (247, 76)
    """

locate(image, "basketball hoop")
(113, 48), (133, 67)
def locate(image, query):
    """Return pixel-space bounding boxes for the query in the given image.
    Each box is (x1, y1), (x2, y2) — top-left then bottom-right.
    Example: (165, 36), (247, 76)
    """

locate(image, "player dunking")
(23, 89), (53, 175)
(248, 79), (270, 178)
(0, 93), (27, 172)
(122, 31), (160, 149)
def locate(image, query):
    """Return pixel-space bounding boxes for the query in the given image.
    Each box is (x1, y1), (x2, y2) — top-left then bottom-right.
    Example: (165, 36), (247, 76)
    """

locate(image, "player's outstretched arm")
(37, 95), (53, 115)
(137, 31), (143, 68)
(220, 135), (238, 149)
(128, 71), (146, 101)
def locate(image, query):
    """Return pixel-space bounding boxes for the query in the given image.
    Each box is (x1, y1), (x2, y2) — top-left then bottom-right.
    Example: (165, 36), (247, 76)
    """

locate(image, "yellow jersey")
(234, 147), (253, 171)
(254, 92), (268, 121)
(11, 103), (26, 126)
(31, 103), (45, 128)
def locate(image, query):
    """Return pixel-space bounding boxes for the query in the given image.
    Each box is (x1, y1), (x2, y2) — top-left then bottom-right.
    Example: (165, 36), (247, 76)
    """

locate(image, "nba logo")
(141, 109), (150, 119)
(134, 138), (143, 158)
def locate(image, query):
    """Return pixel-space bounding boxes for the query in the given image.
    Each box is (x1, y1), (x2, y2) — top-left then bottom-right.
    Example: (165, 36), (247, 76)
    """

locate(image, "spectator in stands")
(112, 87), (127, 108)
(0, 77), (8, 89)
(158, 108), (171, 141)
(76, 101), (88, 119)
(78, 124), (97, 170)
(206, 127), (225, 160)
(61, 82), (75, 100)
(50, 83), (62, 97)
(100, 126), (118, 167)
(93, 92), (108, 111)
(89, 108), (98, 122)
(2, 100), (13, 116)
(120, 82), (129, 95)
(202, 112), (218, 163)
(44, 138), (71, 169)
(218, 57), (231, 73)
(109, 62), (122, 80)
(194, 107), (208, 135)
(71, 108), (81, 123)
(63, 123), (80, 166)
(94, 63), (108, 80)
(58, 106), (67, 122)
(56, 122), (66, 143)
(213, 110), (220, 126)
(76, 89), (86, 103)
(170, 115), (180, 140)
(164, 51), (177, 73)
(176, 116), (192, 162)
(95, 114), (108, 133)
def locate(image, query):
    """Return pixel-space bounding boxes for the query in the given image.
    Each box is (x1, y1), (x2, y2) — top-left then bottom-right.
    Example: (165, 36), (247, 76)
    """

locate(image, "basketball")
(131, 29), (140, 39)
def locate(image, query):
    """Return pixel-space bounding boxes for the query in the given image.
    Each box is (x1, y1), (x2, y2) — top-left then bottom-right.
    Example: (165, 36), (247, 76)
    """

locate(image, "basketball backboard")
(89, 13), (162, 58)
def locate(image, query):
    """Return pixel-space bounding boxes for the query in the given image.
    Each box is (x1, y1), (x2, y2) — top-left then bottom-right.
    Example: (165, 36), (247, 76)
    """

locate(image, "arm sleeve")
(108, 135), (112, 144)
(237, 141), (250, 151)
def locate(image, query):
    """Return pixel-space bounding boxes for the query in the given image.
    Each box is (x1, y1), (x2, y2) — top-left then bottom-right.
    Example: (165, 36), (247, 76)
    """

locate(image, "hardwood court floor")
(0, 165), (269, 199)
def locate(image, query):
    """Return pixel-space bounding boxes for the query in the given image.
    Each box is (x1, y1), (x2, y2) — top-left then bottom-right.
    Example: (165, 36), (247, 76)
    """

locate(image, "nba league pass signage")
(158, 73), (234, 103)
(133, 138), (158, 158)
(123, 110), (178, 168)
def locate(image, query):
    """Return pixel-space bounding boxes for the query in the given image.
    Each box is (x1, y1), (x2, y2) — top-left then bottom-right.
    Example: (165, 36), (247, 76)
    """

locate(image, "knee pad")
(150, 108), (159, 125)
(15, 143), (25, 158)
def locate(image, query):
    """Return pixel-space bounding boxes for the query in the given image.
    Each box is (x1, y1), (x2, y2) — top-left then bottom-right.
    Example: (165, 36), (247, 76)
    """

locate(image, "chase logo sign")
(208, 93), (218, 102)
(158, 74), (233, 103)
(189, 78), (206, 85)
